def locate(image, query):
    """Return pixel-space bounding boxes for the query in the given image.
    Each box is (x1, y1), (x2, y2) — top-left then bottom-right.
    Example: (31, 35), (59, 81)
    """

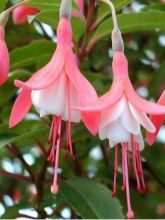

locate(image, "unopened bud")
(112, 28), (124, 52)
(60, 0), (72, 20)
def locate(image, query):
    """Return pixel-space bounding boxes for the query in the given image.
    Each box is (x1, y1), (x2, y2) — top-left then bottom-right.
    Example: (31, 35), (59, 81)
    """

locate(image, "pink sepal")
(0, 26), (9, 85)
(9, 88), (32, 128)
(12, 6), (39, 25)
(147, 90), (165, 145)
(66, 51), (100, 135)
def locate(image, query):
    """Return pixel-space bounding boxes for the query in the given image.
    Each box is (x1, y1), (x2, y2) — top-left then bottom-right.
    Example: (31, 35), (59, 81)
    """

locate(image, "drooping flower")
(147, 89), (165, 145)
(77, 28), (165, 218)
(0, 11), (10, 85)
(9, 0), (99, 194)
(12, 6), (39, 25)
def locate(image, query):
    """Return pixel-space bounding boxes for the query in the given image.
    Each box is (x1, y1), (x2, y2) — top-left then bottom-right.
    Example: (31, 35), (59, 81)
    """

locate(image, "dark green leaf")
(59, 178), (124, 219)
(93, 11), (165, 41)
(0, 0), (8, 12)
(10, 40), (55, 69)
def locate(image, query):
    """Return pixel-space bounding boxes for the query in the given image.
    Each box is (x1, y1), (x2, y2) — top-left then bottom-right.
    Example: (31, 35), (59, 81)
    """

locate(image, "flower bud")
(111, 28), (124, 52)
(60, 0), (72, 20)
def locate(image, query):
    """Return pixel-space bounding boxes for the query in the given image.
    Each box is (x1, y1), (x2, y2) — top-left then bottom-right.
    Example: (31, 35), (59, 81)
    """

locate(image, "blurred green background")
(0, 0), (164, 218)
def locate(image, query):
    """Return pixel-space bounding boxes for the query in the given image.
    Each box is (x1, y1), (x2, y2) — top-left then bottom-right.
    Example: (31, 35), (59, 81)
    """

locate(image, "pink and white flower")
(78, 50), (165, 218)
(9, 14), (99, 194)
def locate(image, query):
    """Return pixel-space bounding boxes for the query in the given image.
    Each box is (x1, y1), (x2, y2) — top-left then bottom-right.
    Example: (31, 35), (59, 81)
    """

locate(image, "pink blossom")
(0, 25), (9, 85)
(147, 89), (165, 145)
(78, 51), (165, 218)
(12, 6), (39, 25)
(9, 17), (99, 194)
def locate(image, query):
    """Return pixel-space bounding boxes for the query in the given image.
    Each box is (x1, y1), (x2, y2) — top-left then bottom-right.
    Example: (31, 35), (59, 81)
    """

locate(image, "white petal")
(99, 125), (108, 140)
(109, 140), (118, 148)
(126, 131), (145, 152)
(129, 102), (156, 133)
(40, 109), (48, 117)
(100, 97), (125, 127)
(121, 96), (140, 135)
(133, 132), (145, 151)
(106, 119), (130, 145)
(31, 72), (66, 117)
(62, 81), (81, 123)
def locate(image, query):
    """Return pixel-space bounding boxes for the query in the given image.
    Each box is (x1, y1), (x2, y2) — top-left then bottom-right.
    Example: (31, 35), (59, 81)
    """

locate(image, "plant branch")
(17, 213), (38, 219)
(100, 142), (110, 166)
(0, 169), (32, 183)
(6, 144), (35, 182)
(79, 0), (96, 61)
(143, 161), (165, 190)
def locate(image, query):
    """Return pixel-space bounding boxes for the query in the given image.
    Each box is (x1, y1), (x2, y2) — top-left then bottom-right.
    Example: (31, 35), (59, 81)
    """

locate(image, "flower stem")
(0, 169), (32, 183)
(6, 144), (35, 182)
(98, 0), (118, 29)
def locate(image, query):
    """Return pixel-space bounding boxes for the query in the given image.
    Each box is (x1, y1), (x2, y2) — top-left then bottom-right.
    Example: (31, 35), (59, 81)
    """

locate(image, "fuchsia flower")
(9, 0), (99, 194)
(12, 6), (39, 25)
(0, 18), (9, 85)
(77, 29), (165, 218)
(147, 89), (165, 145)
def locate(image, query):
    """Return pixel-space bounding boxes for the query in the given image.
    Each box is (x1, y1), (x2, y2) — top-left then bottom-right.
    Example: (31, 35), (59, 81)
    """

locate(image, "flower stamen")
(112, 144), (118, 197)
(50, 116), (62, 194)
(123, 143), (134, 219)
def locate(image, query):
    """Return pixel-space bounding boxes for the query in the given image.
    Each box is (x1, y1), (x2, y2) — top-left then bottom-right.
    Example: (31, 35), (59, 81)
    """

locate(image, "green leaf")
(10, 40), (55, 69)
(34, 9), (59, 27)
(59, 178), (124, 219)
(149, 61), (165, 98)
(0, 0), (8, 12)
(26, 0), (78, 10)
(144, 144), (165, 186)
(93, 11), (165, 41)
(0, 123), (48, 149)
(0, 70), (31, 106)
(1, 206), (19, 219)
(26, 0), (61, 10)
(142, 3), (165, 12)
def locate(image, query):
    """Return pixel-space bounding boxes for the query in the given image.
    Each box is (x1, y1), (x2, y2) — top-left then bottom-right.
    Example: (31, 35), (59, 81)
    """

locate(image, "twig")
(17, 213), (38, 219)
(79, 0), (96, 61)
(100, 142), (110, 166)
(143, 161), (165, 190)
(35, 147), (51, 218)
(6, 144), (35, 182)
(0, 170), (32, 183)
(35, 140), (47, 155)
